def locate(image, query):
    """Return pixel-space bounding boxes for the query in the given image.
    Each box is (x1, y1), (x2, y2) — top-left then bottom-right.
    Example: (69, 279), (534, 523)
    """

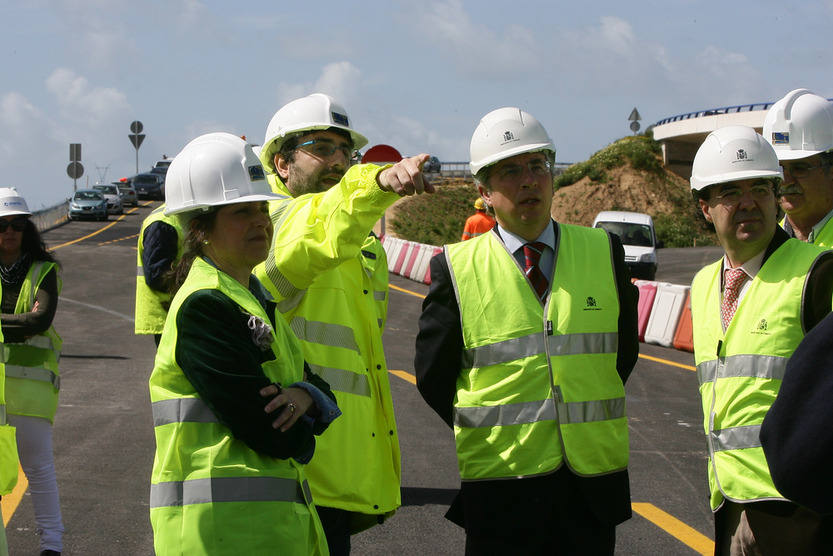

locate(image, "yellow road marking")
(389, 283), (426, 299)
(632, 503), (713, 555)
(99, 233), (139, 246)
(389, 369), (416, 385)
(638, 353), (696, 372)
(51, 205), (147, 251)
(1, 466), (28, 526)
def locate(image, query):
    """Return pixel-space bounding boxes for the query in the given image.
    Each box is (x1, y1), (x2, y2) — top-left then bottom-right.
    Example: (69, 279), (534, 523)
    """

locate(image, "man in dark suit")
(414, 107), (638, 555)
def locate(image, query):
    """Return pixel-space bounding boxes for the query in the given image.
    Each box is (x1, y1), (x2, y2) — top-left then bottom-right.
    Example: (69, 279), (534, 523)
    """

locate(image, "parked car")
(114, 180), (138, 206)
(150, 157), (173, 180)
(92, 184), (124, 214)
(68, 190), (108, 221)
(592, 211), (659, 280)
(131, 173), (165, 200)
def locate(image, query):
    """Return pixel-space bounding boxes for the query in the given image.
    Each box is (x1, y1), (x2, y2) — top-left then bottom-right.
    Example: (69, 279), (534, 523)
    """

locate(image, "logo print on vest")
(583, 296), (602, 311)
(751, 317), (771, 336)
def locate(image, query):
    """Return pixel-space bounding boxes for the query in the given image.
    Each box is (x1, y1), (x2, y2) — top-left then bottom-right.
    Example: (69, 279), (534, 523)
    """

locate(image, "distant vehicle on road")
(68, 189), (108, 221)
(114, 180), (138, 207)
(131, 173), (165, 200)
(92, 184), (124, 214)
(593, 210), (659, 280)
(150, 156), (173, 180)
(424, 156), (441, 173)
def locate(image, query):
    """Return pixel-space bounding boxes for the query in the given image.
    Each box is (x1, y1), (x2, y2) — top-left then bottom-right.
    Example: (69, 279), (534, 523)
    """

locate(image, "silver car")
(115, 181), (138, 207)
(92, 184), (124, 214)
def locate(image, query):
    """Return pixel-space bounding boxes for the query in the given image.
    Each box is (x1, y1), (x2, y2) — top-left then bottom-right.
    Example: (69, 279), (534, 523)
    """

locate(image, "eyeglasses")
(0, 217), (27, 232)
(712, 183), (774, 205)
(296, 139), (354, 161)
(493, 160), (552, 183)
(783, 162), (825, 179)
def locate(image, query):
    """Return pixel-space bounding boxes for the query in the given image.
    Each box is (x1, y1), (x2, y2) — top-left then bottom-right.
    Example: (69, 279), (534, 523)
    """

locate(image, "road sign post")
(68, 143), (83, 191)
(628, 108), (642, 135)
(129, 120), (145, 174)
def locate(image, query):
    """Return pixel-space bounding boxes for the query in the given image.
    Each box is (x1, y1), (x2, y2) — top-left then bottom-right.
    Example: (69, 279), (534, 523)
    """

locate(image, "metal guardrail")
(31, 200), (69, 233)
(438, 161), (573, 177)
(653, 97), (833, 128)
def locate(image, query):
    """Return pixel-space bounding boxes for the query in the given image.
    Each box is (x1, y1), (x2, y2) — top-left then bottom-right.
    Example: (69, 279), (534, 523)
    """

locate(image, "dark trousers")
(459, 469), (617, 556)
(316, 506), (352, 556)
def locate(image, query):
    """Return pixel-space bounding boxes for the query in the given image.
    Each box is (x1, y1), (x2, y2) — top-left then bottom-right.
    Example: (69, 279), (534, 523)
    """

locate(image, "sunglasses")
(0, 218), (28, 232)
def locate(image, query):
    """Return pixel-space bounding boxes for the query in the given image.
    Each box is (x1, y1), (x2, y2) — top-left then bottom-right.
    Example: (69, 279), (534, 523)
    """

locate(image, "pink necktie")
(721, 268), (747, 330)
(522, 242), (549, 301)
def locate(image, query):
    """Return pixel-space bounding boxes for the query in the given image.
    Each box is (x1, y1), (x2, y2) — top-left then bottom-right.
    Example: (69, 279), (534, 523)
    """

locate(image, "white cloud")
(52, 0), (135, 67)
(45, 68), (131, 126)
(275, 62), (363, 108)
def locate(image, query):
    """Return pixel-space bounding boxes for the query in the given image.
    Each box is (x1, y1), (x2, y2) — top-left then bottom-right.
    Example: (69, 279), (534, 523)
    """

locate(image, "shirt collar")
(498, 222), (556, 254)
(809, 207), (833, 242)
(722, 248), (765, 284)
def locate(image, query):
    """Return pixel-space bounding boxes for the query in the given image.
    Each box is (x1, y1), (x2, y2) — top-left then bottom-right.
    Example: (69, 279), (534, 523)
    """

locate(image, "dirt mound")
(551, 163), (692, 226)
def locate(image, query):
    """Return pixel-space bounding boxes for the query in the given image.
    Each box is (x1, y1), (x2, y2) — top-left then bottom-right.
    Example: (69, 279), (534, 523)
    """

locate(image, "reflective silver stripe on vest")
(696, 355), (788, 385)
(276, 288), (307, 314)
(465, 332), (617, 369)
(309, 364), (371, 398)
(290, 317), (359, 353)
(5, 365), (60, 390)
(454, 396), (626, 428)
(150, 476), (308, 508)
(137, 266), (144, 277)
(7, 336), (55, 352)
(374, 290), (386, 301)
(711, 424), (762, 452)
(0, 405), (6, 425)
(152, 398), (218, 427)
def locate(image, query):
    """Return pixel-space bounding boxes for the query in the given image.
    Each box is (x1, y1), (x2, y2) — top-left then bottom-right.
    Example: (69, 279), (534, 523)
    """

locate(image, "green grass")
(389, 183), (480, 245)
(554, 133), (662, 189)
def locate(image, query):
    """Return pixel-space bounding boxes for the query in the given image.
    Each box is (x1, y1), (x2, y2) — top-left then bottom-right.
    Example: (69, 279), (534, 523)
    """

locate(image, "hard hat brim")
(470, 143), (554, 176)
(164, 192), (284, 215)
(0, 209), (32, 218)
(691, 169), (783, 191)
(773, 148), (827, 161)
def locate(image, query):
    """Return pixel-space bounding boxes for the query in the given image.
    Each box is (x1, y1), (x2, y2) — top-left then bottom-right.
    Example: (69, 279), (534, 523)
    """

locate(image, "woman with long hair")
(0, 187), (63, 556)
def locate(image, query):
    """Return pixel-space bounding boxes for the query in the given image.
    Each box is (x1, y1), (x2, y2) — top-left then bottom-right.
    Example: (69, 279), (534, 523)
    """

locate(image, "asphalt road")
(4, 205), (718, 555)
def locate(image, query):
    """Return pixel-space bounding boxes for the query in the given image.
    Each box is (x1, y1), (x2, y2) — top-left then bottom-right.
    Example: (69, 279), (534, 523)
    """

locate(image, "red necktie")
(721, 268), (747, 330)
(523, 242), (549, 301)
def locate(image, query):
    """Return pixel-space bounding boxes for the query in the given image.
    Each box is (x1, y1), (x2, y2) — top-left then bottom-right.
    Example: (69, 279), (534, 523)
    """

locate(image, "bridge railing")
(653, 97), (833, 128)
(32, 200), (69, 232)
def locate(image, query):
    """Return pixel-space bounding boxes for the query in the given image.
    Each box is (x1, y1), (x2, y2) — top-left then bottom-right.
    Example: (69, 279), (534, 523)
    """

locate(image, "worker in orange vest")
(461, 198), (496, 241)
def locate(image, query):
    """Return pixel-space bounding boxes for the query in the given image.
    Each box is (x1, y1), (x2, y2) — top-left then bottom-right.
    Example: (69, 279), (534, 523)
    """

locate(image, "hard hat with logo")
(763, 89), (833, 161)
(690, 126), (783, 192)
(474, 198), (487, 210)
(0, 187), (32, 218)
(164, 132), (281, 215)
(260, 93), (368, 172)
(469, 107), (555, 176)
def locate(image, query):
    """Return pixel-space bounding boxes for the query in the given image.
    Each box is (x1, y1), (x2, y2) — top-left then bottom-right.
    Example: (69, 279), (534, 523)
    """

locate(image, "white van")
(592, 211), (659, 280)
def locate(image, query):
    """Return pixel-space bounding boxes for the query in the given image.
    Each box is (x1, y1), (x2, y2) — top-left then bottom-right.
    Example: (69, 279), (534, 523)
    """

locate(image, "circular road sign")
(630, 121), (641, 133)
(67, 161), (84, 179)
(130, 120), (144, 134)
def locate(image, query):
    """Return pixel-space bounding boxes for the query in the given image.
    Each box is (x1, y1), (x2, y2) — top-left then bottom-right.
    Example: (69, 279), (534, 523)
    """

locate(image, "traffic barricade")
(635, 280), (658, 343)
(409, 244), (433, 282)
(392, 241), (413, 274)
(424, 247), (443, 285)
(402, 242), (423, 278)
(644, 283), (690, 347)
(385, 237), (404, 271)
(672, 290), (694, 352)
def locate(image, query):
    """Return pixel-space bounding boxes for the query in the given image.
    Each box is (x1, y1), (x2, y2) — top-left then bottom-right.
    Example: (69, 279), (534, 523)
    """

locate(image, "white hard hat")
(164, 132), (281, 215)
(469, 107), (555, 176)
(0, 187), (32, 218)
(260, 93), (368, 172)
(763, 89), (833, 161)
(690, 126), (783, 192)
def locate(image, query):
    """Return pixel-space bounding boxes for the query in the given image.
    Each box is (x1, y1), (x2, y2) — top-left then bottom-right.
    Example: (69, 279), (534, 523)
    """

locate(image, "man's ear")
(698, 198), (713, 223)
(477, 183), (491, 205)
(275, 154), (290, 181)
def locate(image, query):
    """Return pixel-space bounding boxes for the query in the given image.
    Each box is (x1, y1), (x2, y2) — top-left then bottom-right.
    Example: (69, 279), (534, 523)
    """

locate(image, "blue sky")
(2, 0), (833, 208)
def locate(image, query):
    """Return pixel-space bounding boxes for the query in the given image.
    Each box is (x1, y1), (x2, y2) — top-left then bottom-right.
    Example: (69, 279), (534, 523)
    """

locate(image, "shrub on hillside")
(390, 183), (479, 246)
(654, 211), (716, 248)
(555, 134), (662, 189)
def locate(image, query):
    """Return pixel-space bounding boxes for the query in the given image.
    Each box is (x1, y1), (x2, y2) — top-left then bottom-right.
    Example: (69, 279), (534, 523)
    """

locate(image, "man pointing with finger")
(254, 93), (433, 554)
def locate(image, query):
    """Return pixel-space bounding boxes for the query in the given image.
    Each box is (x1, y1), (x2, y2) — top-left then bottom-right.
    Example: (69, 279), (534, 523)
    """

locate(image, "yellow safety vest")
(5, 261), (63, 422)
(0, 279), (16, 494)
(446, 224), (628, 480)
(779, 214), (833, 248)
(691, 239), (828, 510)
(254, 166), (401, 520)
(135, 205), (183, 334)
(149, 257), (327, 555)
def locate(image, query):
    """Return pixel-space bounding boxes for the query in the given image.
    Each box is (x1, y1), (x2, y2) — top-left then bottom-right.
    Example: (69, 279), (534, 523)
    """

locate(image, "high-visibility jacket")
(461, 211), (495, 241)
(254, 165), (402, 519)
(149, 257), (327, 556)
(445, 224), (628, 480)
(5, 261), (62, 423)
(0, 289), (17, 496)
(135, 205), (183, 334)
(779, 214), (833, 248)
(691, 239), (828, 510)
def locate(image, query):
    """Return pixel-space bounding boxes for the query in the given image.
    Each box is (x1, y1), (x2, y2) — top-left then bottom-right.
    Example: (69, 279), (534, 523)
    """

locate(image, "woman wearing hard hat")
(148, 132), (339, 555)
(0, 187), (64, 556)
